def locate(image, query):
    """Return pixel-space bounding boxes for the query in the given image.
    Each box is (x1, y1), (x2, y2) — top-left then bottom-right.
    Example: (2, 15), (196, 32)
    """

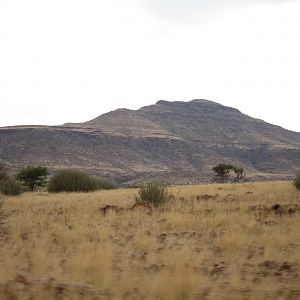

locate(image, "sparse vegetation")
(293, 173), (300, 191)
(135, 181), (172, 207)
(233, 166), (246, 181)
(0, 163), (9, 182)
(0, 164), (23, 196)
(1, 181), (300, 299)
(0, 200), (8, 240)
(0, 163), (9, 192)
(1, 177), (23, 196)
(16, 165), (49, 191)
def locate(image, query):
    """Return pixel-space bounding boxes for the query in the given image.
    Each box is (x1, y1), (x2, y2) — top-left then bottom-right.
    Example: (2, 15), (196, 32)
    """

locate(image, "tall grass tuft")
(293, 173), (300, 191)
(135, 181), (172, 207)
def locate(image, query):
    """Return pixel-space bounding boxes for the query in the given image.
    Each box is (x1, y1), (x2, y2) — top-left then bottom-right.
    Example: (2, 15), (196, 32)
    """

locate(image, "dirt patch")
(249, 203), (300, 219)
(99, 203), (152, 216)
(196, 194), (219, 201)
(222, 194), (240, 203)
(2, 272), (111, 300)
(255, 261), (299, 278)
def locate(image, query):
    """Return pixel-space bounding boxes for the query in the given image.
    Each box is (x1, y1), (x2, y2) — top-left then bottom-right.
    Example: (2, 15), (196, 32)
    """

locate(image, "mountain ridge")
(1, 100), (299, 185)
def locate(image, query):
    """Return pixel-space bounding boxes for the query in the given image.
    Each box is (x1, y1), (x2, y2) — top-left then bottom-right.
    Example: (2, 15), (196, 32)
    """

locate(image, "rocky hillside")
(1, 100), (299, 184)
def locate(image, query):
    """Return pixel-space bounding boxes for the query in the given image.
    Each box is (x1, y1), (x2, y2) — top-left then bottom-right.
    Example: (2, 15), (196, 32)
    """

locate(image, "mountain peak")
(151, 99), (241, 114)
(156, 99), (216, 105)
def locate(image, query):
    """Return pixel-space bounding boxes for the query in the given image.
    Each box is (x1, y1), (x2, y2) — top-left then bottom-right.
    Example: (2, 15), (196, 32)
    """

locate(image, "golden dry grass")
(0, 181), (300, 299)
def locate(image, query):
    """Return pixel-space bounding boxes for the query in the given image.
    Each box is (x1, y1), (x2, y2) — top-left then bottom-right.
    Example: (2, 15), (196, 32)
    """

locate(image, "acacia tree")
(212, 164), (245, 183)
(16, 166), (49, 191)
(212, 164), (233, 183)
(233, 167), (246, 181)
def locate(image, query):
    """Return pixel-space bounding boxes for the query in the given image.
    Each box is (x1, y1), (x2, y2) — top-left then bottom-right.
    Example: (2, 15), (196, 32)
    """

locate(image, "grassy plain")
(0, 181), (300, 299)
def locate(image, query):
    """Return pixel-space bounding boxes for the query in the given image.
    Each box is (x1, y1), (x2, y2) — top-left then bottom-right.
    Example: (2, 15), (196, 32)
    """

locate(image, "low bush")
(135, 181), (172, 207)
(95, 178), (117, 190)
(48, 170), (116, 193)
(0, 163), (9, 183)
(48, 170), (98, 193)
(293, 173), (300, 191)
(0, 164), (9, 192)
(1, 178), (23, 196)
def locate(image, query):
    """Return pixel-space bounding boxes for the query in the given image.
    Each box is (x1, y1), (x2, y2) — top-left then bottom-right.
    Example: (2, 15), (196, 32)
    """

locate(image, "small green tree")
(212, 164), (233, 183)
(16, 166), (49, 191)
(212, 164), (246, 183)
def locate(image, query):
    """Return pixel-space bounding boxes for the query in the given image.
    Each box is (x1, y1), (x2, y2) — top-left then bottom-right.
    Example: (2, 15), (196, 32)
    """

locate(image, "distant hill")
(1, 100), (299, 185)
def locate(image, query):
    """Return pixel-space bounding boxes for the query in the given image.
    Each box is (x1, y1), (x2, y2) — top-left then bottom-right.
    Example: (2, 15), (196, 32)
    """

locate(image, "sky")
(0, 0), (299, 131)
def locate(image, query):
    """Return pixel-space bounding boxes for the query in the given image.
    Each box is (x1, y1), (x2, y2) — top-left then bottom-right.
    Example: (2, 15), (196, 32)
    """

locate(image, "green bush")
(135, 181), (171, 207)
(293, 173), (300, 191)
(48, 170), (98, 193)
(95, 178), (117, 190)
(16, 165), (49, 191)
(1, 177), (23, 196)
(48, 170), (116, 193)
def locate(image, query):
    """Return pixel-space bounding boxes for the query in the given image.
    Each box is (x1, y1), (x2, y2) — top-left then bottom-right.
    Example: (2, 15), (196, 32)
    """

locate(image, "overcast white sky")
(0, 0), (299, 131)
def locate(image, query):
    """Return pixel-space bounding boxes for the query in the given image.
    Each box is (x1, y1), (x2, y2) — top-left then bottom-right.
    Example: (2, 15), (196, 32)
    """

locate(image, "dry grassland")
(0, 181), (300, 299)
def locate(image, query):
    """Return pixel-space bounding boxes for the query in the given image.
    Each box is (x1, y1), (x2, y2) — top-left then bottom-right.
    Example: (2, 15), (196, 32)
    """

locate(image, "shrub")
(95, 178), (117, 190)
(1, 177), (23, 196)
(0, 164), (23, 196)
(293, 173), (300, 191)
(48, 170), (116, 193)
(135, 181), (172, 207)
(0, 163), (9, 183)
(16, 165), (49, 191)
(48, 170), (99, 193)
(0, 163), (9, 191)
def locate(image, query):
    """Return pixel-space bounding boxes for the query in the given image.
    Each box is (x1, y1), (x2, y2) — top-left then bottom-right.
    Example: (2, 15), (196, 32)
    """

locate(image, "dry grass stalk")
(0, 181), (299, 299)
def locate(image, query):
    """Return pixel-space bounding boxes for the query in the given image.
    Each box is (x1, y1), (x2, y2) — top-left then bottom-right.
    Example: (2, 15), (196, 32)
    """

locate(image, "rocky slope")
(1, 100), (299, 184)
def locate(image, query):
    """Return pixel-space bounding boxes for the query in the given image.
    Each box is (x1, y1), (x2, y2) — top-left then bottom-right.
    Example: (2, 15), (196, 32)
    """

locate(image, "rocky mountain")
(0, 100), (299, 185)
